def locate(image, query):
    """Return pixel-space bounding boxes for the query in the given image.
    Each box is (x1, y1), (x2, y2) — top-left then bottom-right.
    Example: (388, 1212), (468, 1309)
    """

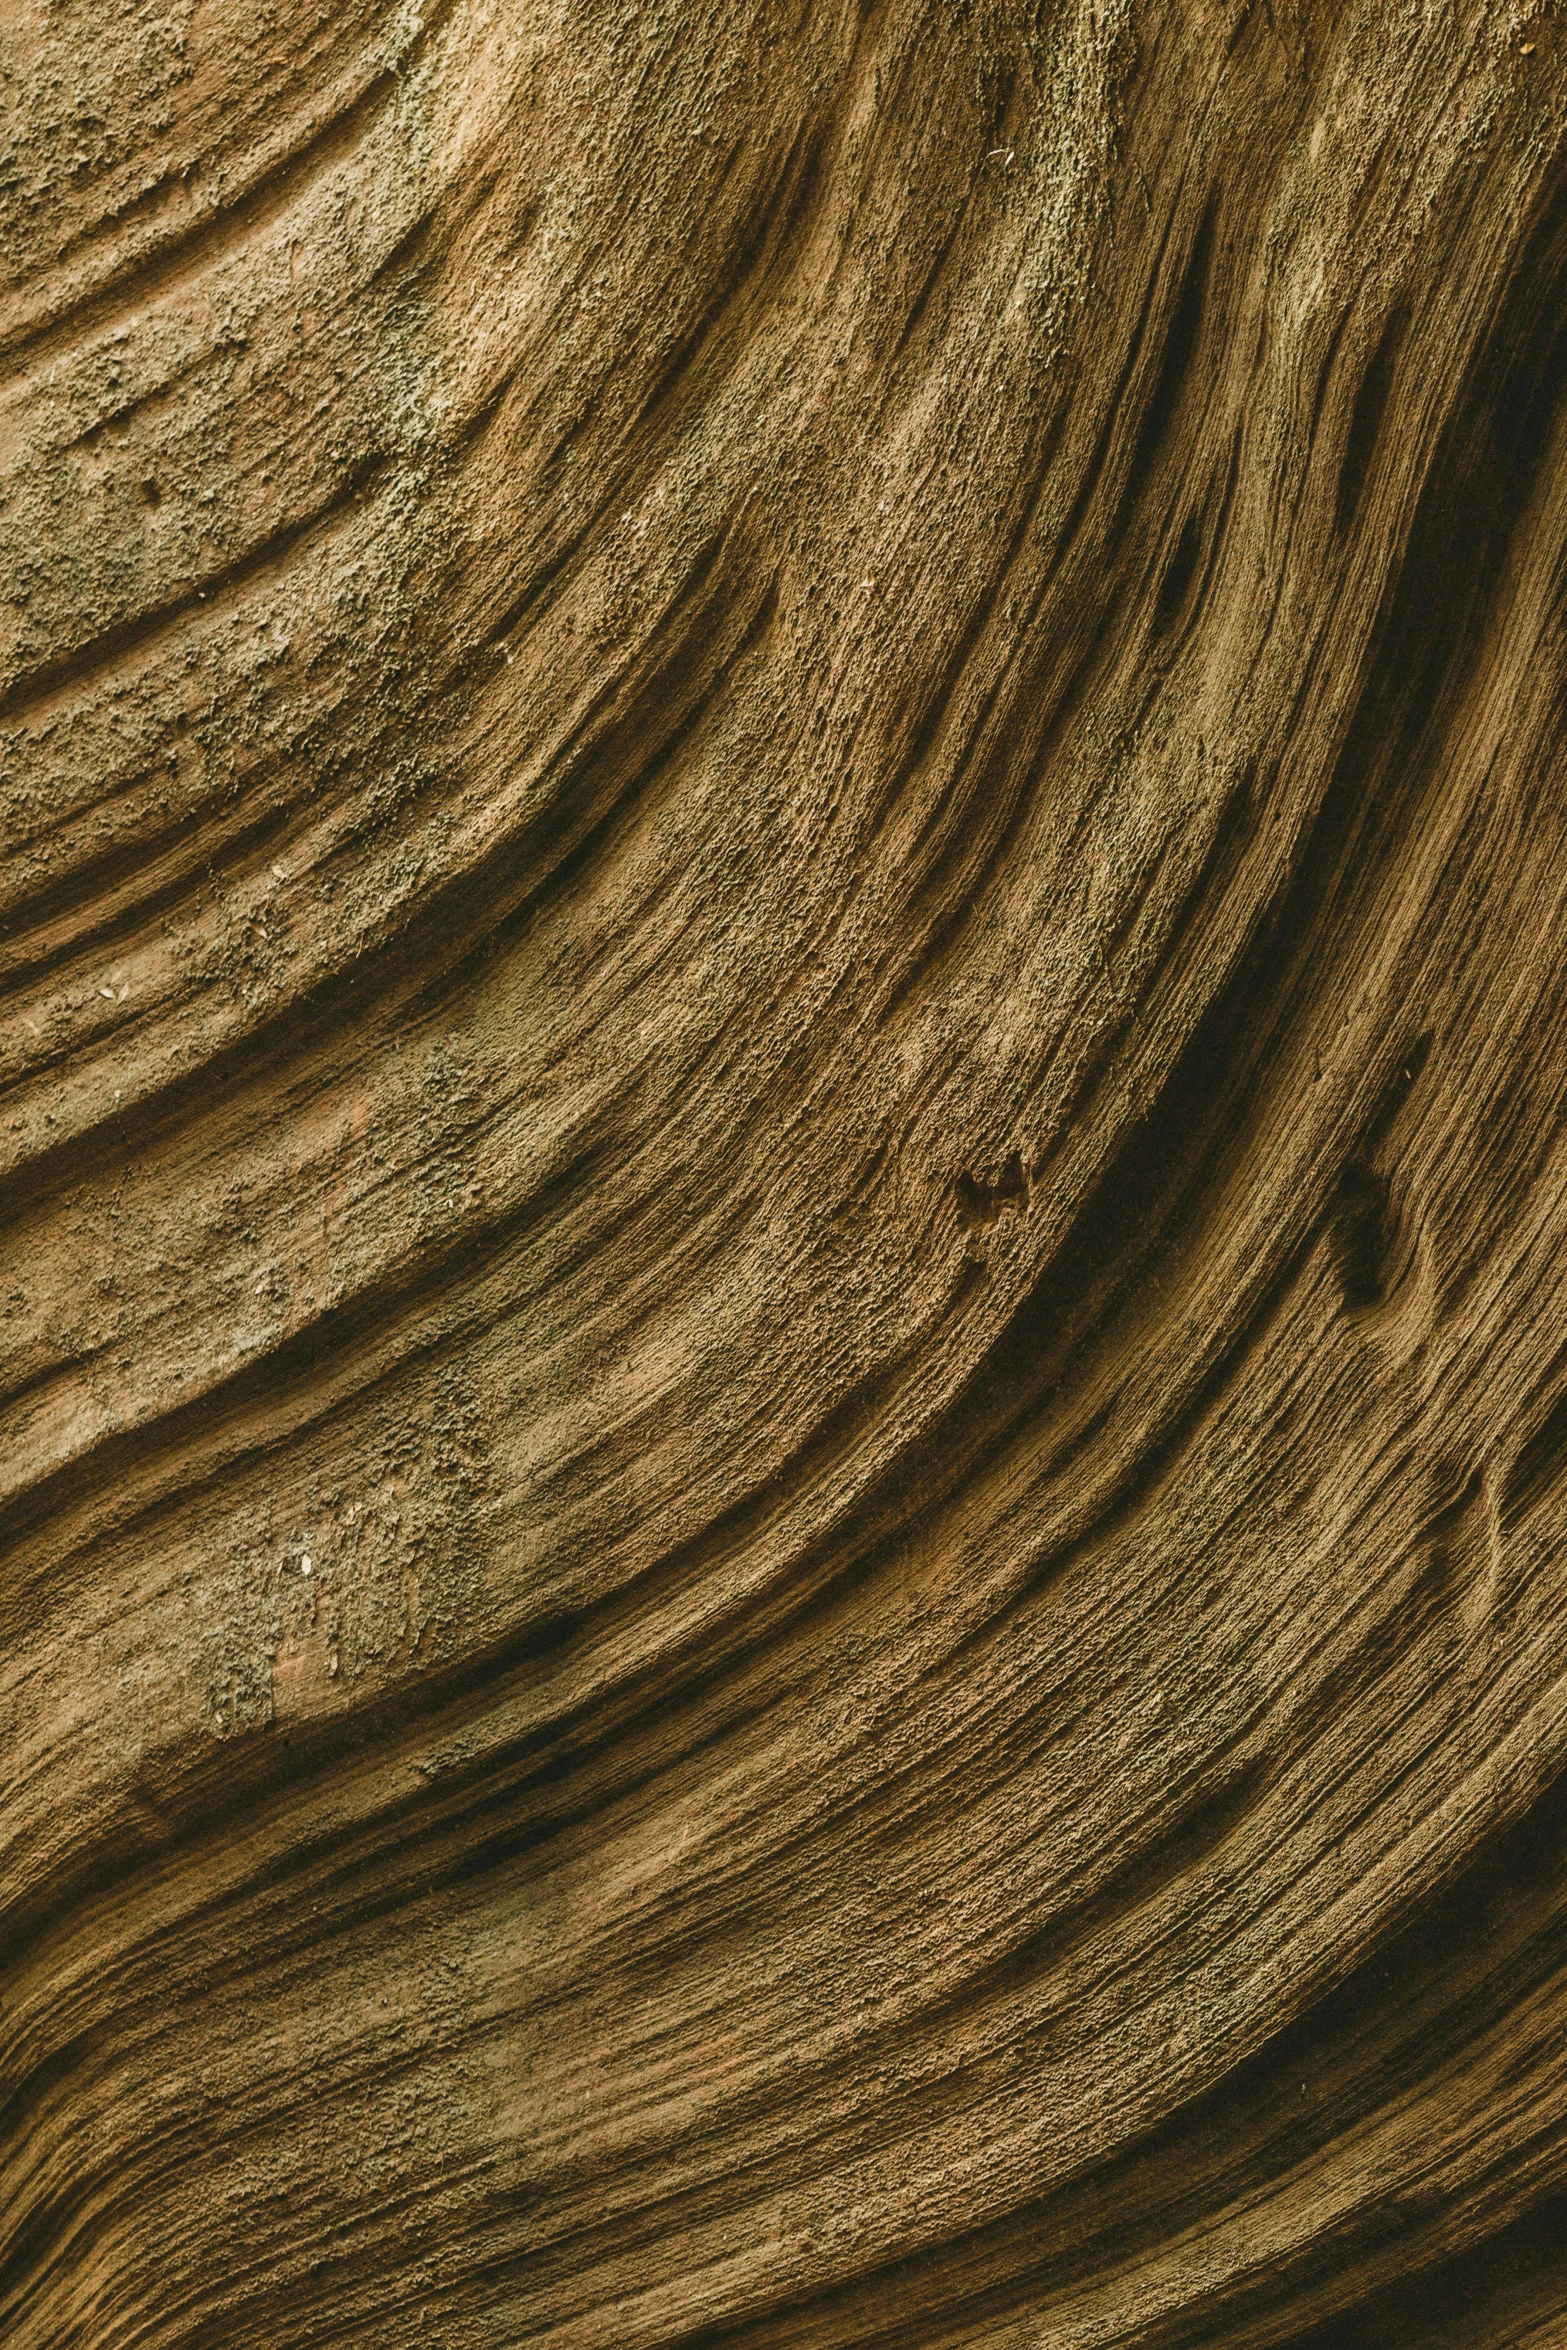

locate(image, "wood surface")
(4, 1), (1567, 2342)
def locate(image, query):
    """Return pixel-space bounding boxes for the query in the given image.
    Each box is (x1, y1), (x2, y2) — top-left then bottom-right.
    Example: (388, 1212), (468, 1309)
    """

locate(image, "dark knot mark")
(954, 1150), (1029, 1227)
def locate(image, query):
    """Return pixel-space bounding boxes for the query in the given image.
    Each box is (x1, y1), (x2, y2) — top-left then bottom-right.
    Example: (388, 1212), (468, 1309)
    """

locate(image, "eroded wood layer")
(3, 1), (1567, 2343)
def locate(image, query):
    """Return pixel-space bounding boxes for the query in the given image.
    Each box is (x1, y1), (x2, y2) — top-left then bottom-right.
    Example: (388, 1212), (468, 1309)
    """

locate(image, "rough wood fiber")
(4, 0), (1567, 2342)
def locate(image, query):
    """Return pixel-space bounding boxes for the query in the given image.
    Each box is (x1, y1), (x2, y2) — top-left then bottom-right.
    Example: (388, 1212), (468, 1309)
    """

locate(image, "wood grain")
(4, 1), (1567, 2342)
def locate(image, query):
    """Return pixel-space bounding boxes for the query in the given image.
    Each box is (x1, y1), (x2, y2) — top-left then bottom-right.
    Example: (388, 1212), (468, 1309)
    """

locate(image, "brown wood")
(4, 1), (1567, 2342)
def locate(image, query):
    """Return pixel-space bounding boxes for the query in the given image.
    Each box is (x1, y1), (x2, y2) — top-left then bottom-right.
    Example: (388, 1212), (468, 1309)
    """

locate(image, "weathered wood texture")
(5, 0), (1567, 2342)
